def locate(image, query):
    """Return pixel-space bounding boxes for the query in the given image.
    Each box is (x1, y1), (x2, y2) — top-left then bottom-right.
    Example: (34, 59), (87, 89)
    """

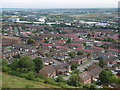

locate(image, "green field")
(2, 72), (60, 88)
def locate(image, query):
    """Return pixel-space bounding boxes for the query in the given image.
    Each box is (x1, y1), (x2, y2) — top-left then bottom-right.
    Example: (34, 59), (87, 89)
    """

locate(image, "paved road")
(78, 59), (94, 71)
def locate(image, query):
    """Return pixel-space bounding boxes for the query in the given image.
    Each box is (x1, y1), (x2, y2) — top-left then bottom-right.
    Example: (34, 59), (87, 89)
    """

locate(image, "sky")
(1, 0), (119, 8)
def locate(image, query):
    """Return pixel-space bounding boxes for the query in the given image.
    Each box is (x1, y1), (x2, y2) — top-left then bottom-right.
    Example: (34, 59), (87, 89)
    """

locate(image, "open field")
(70, 13), (117, 18)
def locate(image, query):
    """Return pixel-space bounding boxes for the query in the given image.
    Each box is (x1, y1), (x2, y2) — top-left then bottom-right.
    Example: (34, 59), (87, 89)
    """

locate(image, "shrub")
(37, 75), (56, 85)
(71, 64), (78, 70)
(2, 59), (8, 66)
(35, 77), (45, 83)
(7, 70), (35, 81)
(44, 78), (57, 85)
(83, 84), (90, 88)
(67, 74), (81, 87)
(25, 84), (34, 88)
(56, 75), (64, 82)
(38, 75), (57, 85)
(16, 68), (28, 73)
(26, 72), (35, 80)
(2, 66), (11, 72)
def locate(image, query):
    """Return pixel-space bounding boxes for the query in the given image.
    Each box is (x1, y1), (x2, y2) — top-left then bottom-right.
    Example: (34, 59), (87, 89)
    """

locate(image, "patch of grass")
(2, 72), (61, 88)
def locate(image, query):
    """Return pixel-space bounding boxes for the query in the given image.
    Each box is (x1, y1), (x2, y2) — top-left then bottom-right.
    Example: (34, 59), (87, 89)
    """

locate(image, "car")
(65, 73), (70, 76)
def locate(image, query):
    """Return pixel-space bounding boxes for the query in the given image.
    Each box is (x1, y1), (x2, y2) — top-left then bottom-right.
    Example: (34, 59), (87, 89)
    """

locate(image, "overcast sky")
(1, 0), (119, 8)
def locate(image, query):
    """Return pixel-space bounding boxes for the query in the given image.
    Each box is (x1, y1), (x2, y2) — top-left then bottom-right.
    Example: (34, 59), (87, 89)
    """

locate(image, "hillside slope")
(2, 72), (60, 88)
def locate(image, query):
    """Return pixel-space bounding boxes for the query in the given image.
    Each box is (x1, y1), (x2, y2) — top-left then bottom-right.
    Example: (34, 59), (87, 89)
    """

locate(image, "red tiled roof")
(42, 43), (53, 46)
(98, 41), (111, 44)
(56, 46), (69, 50)
(90, 46), (104, 50)
(71, 43), (83, 47)
(22, 32), (33, 34)
(108, 48), (120, 52)
(78, 33), (88, 34)
(76, 48), (94, 52)
(61, 39), (67, 41)
(64, 34), (79, 37)
(100, 53), (115, 57)
(91, 37), (105, 40)
(55, 41), (64, 44)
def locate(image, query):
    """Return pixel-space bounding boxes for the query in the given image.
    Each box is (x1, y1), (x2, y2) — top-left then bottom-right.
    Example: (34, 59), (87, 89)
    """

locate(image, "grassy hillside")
(2, 72), (60, 88)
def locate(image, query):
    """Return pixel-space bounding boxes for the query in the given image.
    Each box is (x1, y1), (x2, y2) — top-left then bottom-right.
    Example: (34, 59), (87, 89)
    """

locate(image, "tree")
(78, 36), (81, 38)
(83, 84), (96, 89)
(83, 43), (87, 48)
(89, 84), (96, 89)
(68, 52), (76, 58)
(33, 57), (44, 73)
(10, 59), (20, 70)
(111, 76), (120, 84)
(73, 69), (80, 75)
(83, 84), (90, 88)
(27, 39), (35, 44)
(18, 56), (35, 72)
(87, 34), (91, 38)
(45, 53), (50, 57)
(99, 69), (114, 84)
(2, 59), (8, 66)
(13, 54), (20, 59)
(99, 57), (104, 68)
(71, 64), (78, 70)
(67, 74), (80, 87)
(104, 37), (117, 43)
(87, 53), (92, 58)
(77, 51), (84, 55)
(99, 70), (109, 84)
(26, 71), (35, 80)
(56, 75), (64, 82)
(100, 44), (109, 50)
(66, 38), (72, 43)
(44, 38), (49, 43)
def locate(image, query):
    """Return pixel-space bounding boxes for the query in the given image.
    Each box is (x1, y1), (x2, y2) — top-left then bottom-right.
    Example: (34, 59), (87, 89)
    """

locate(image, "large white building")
(38, 17), (46, 24)
(8, 17), (20, 22)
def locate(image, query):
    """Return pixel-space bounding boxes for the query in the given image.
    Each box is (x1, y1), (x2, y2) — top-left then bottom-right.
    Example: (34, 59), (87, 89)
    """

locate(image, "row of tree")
(3, 56), (44, 73)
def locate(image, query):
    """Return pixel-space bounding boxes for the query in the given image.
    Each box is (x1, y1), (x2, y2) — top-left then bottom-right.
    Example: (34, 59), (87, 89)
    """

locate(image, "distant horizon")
(1, 7), (118, 9)
(2, 0), (119, 8)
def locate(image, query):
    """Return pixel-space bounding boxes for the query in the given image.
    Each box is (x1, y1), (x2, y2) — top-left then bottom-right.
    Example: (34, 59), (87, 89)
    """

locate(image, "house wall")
(80, 78), (91, 84)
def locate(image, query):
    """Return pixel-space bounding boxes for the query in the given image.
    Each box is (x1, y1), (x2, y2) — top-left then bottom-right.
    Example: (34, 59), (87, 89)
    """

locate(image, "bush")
(26, 72), (35, 80)
(44, 78), (57, 85)
(27, 39), (35, 44)
(35, 77), (45, 83)
(7, 70), (35, 81)
(56, 75), (64, 82)
(72, 69), (80, 75)
(71, 64), (78, 70)
(67, 74), (81, 87)
(59, 82), (71, 88)
(7, 70), (21, 76)
(89, 84), (96, 89)
(83, 84), (90, 88)
(38, 75), (57, 85)
(13, 54), (20, 59)
(16, 68), (28, 73)
(25, 84), (34, 88)
(2, 59), (8, 66)
(83, 84), (96, 89)
(2, 66), (11, 72)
